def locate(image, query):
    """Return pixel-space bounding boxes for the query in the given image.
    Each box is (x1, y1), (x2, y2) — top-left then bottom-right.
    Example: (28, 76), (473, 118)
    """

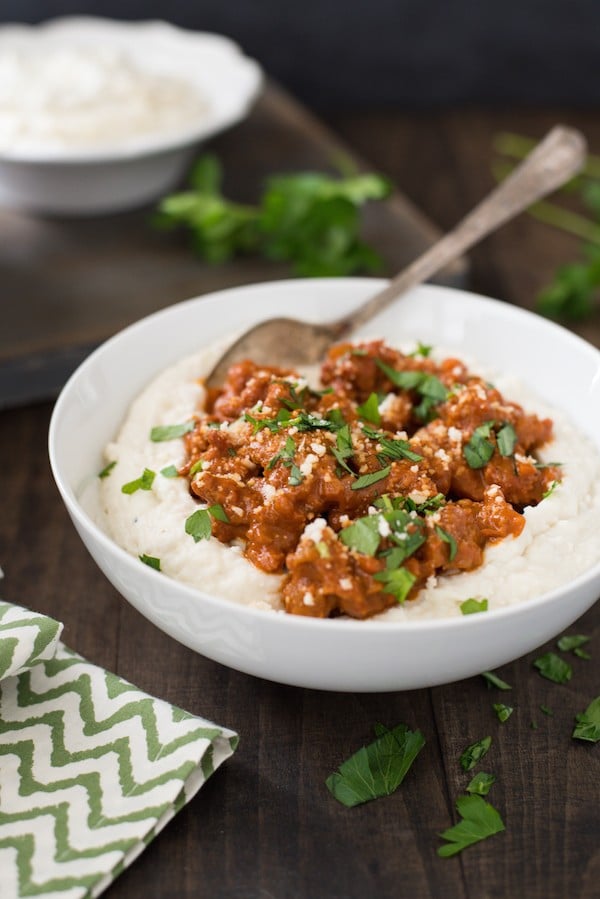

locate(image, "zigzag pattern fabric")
(0, 601), (63, 680)
(0, 602), (238, 899)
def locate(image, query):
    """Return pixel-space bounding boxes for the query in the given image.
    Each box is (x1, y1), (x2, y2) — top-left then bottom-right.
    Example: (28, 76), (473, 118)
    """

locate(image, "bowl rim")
(48, 278), (600, 635)
(0, 15), (263, 165)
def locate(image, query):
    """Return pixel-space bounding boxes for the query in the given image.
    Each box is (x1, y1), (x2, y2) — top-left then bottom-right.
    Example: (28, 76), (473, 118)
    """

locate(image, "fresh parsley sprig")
(493, 131), (600, 319)
(155, 155), (391, 276)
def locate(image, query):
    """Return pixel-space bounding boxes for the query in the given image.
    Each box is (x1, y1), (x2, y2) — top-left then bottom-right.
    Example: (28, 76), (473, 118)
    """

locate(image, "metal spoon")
(205, 125), (586, 387)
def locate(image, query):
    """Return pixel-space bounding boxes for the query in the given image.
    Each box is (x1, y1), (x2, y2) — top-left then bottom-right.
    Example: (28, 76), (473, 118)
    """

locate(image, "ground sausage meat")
(182, 340), (560, 619)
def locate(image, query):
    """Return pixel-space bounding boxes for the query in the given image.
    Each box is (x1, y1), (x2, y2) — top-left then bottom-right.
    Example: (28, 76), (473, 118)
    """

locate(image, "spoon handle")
(337, 125), (587, 336)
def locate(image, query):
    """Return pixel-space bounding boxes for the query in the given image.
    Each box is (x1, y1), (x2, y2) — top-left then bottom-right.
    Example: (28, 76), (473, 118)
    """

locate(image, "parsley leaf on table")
(572, 696), (600, 743)
(326, 723), (425, 808)
(466, 772), (496, 796)
(557, 634), (590, 653)
(155, 155), (391, 276)
(493, 703), (514, 723)
(437, 794), (505, 857)
(481, 671), (512, 691)
(460, 736), (492, 771)
(533, 652), (573, 684)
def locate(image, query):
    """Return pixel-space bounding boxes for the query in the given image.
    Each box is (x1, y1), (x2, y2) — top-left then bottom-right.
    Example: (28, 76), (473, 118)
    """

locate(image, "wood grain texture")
(0, 82), (465, 408)
(1, 109), (599, 898)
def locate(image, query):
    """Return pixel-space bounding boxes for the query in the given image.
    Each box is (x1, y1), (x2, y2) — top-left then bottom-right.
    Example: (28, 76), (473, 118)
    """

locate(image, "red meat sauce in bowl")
(180, 339), (559, 619)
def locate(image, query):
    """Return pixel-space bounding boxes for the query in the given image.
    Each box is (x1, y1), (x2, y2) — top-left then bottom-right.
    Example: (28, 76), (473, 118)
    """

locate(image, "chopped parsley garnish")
(160, 464), (179, 478)
(574, 647), (591, 660)
(410, 341), (433, 358)
(245, 408), (340, 435)
(98, 460), (116, 479)
(437, 794), (505, 857)
(435, 525), (457, 561)
(361, 424), (423, 463)
(189, 459), (204, 476)
(540, 705), (554, 717)
(402, 493), (445, 514)
(375, 359), (423, 389)
(460, 736), (492, 771)
(413, 373), (449, 422)
(351, 466), (391, 490)
(533, 652), (573, 684)
(266, 435), (305, 486)
(339, 506), (426, 569)
(279, 380), (309, 410)
(375, 359), (449, 421)
(245, 409), (290, 433)
(185, 503), (229, 542)
(139, 554), (161, 570)
(466, 772), (496, 796)
(496, 422), (518, 457)
(150, 421), (195, 441)
(572, 696), (600, 743)
(383, 534), (426, 570)
(293, 411), (339, 432)
(356, 392), (381, 425)
(481, 671), (512, 691)
(493, 703), (514, 723)
(288, 463), (305, 486)
(463, 422), (495, 469)
(331, 424), (355, 475)
(121, 468), (156, 494)
(339, 515), (382, 556)
(266, 436), (296, 471)
(460, 597), (488, 615)
(377, 436), (423, 464)
(325, 723), (425, 807)
(374, 566), (416, 604)
(542, 480), (560, 499)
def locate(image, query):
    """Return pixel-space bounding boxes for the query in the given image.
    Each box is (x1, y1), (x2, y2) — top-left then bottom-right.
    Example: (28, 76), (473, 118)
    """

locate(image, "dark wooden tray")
(0, 82), (466, 408)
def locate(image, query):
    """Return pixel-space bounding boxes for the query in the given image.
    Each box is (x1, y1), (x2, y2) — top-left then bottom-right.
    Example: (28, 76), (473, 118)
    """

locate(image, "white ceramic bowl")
(49, 280), (600, 691)
(0, 17), (262, 214)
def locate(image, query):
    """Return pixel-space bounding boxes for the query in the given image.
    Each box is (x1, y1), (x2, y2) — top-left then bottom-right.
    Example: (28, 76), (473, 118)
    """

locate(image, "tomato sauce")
(182, 341), (560, 619)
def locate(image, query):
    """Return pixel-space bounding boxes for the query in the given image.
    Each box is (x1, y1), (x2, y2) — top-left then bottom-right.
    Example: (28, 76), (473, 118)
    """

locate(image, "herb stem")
(491, 161), (600, 246)
(493, 131), (600, 181)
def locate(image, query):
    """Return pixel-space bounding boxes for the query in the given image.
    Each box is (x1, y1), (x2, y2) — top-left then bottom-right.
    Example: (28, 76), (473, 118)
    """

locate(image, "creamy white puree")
(98, 344), (600, 620)
(0, 46), (207, 152)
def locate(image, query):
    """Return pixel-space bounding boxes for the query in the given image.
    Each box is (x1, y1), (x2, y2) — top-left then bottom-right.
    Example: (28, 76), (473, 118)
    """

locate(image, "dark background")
(1, 0), (599, 108)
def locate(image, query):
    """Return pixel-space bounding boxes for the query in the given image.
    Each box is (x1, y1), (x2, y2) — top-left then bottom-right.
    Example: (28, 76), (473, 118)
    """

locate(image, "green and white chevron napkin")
(0, 599), (238, 899)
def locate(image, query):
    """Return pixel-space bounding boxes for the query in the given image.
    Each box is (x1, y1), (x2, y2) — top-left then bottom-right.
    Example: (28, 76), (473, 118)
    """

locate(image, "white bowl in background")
(0, 17), (262, 215)
(48, 280), (600, 691)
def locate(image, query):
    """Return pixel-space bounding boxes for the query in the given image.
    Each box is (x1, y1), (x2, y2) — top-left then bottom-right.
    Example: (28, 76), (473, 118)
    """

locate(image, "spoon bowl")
(206, 125), (586, 386)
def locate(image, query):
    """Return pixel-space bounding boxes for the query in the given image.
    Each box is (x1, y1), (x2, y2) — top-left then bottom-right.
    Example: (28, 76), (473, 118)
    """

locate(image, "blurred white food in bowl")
(0, 17), (263, 214)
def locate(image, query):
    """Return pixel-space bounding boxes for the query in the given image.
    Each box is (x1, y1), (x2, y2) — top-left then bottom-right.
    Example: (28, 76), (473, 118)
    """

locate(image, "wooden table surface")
(1, 102), (599, 899)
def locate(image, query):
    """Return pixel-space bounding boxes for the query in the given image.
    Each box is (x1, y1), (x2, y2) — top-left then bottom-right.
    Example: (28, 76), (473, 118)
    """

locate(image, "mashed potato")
(97, 344), (600, 620)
